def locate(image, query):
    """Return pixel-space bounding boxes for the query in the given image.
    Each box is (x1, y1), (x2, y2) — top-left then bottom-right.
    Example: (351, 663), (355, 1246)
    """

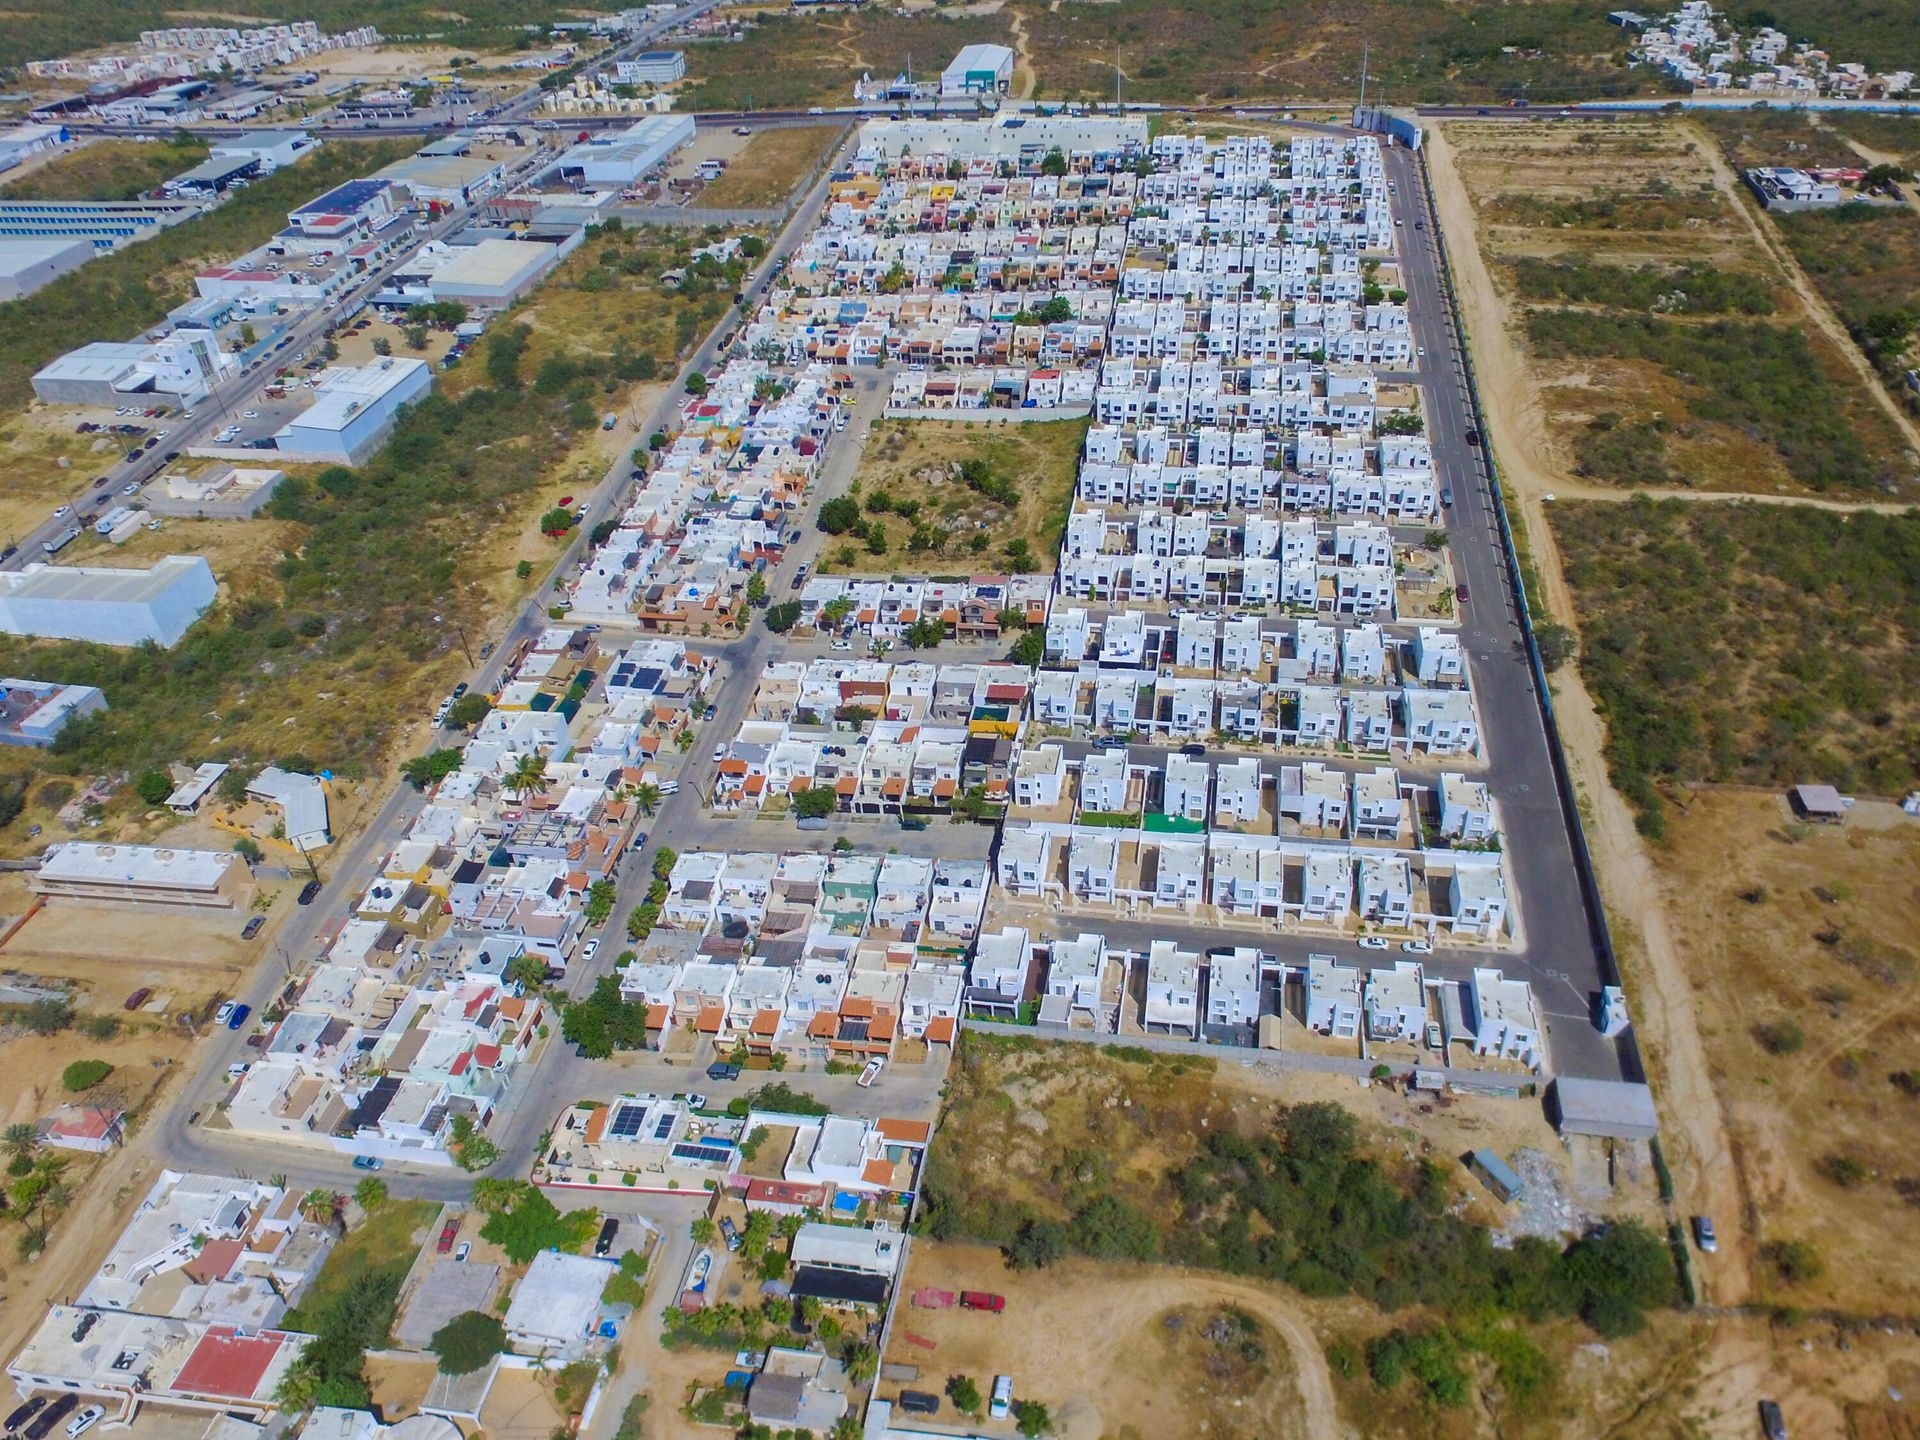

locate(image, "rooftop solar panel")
(608, 1103), (646, 1139)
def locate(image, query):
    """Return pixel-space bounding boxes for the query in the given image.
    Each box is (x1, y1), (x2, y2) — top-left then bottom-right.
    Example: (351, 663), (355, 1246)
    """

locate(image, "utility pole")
(1358, 40), (1370, 114)
(1115, 46), (1122, 112)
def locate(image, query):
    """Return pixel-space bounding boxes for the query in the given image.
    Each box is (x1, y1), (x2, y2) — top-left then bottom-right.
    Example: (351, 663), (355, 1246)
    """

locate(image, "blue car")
(226, 1003), (251, 1031)
(352, 1155), (383, 1171)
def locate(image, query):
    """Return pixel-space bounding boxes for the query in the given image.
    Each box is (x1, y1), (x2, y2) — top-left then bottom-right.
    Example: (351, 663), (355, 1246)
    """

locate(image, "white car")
(807, 106), (825, 115)
(226, 1061), (251, 1080)
(52, 505), (70, 519)
(123, 482), (141, 494)
(454, 1241), (471, 1261)
(215, 1000), (238, 1026)
(582, 938), (600, 964)
(66, 1407), (104, 1439)
(1401, 939), (1434, 955)
(712, 746), (726, 763)
(659, 780), (681, 796)
(242, 410), (260, 419)
(829, 639), (853, 652)
(1357, 937), (1389, 951)
(989, 1376), (1013, 1421)
(857, 1058), (883, 1088)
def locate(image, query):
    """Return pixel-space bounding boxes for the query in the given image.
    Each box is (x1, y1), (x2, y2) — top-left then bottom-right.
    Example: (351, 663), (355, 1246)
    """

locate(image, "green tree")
(448, 694), (492, 728)
(1014, 1399), (1053, 1437)
(764, 600), (801, 633)
(902, 617), (946, 648)
(430, 1310), (507, 1375)
(1039, 147), (1068, 177)
(480, 1188), (596, 1262)
(354, 1177), (388, 1211)
(633, 782), (661, 816)
(744, 570), (768, 607)
(402, 749), (463, 790)
(1007, 1217), (1067, 1269)
(449, 1114), (499, 1172)
(1003, 537), (1035, 570)
(793, 787), (836, 820)
(1009, 630), (1045, 667)
(2, 1123), (38, 1167)
(232, 837), (264, 865)
(947, 1375), (982, 1416)
(584, 878), (618, 927)
(817, 496), (862, 535)
(135, 771), (173, 805)
(540, 507), (577, 536)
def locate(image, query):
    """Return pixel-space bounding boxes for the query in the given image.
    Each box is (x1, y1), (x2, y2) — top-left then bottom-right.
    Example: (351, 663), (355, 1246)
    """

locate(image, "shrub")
(1762, 1237), (1825, 1285)
(1754, 1018), (1806, 1055)
(61, 1060), (112, 1092)
(430, 1310), (507, 1375)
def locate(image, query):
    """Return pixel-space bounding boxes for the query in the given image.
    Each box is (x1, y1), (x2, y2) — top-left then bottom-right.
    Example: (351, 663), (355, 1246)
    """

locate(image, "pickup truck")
(959, 1290), (1005, 1313)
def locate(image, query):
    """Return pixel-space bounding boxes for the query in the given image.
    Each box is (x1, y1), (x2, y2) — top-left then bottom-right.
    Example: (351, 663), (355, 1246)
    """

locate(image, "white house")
(1464, 968), (1541, 1066)
(1304, 953), (1361, 1038)
(1204, 947), (1263, 1031)
(1438, 772), (1496, 843)
(1143, 939), (1199, 1037)
(1365, 961), (1427, 1042)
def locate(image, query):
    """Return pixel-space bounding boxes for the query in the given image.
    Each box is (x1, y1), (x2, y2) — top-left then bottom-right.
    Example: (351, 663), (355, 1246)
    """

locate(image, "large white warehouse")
(557, 113), (695, 187)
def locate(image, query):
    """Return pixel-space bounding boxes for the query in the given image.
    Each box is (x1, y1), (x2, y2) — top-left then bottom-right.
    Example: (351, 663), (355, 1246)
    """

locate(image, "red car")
(959, 1291), (1005, 1313)
(436, 1220), (458, 1254)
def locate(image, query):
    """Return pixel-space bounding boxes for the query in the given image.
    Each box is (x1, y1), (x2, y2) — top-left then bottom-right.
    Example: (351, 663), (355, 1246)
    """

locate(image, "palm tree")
(503, 752), (550, 803)
(633, 782), (660, 817)
(3, 1122), (38, 1167)
(300, 1188), (343, 1236)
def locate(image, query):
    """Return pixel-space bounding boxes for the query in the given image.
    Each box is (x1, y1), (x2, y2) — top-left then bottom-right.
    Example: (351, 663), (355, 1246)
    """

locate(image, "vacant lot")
(0, 139), (412, 412)
(284, 1198), (440, 1332)
(1694, 107), (1864, 174)
(693, 125), (842, 211)
(1011, 0), (1654, 107)
(886, 1241), (1322, 1440)
(681, 8), (1016, 111)
(1650, 790), (1920, 1316)
(1822, 110), (1920, 170)
(831, 417), (1085, 575)
(1443, 117), (1913, 497)
(1774, 201), (1920, 413)
(0, 136), (208, 201)
(1551, 496), (1920, 825)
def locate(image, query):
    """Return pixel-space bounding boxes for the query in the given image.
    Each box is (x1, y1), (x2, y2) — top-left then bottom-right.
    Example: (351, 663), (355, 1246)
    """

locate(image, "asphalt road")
(1379, 142), (1624, 1081)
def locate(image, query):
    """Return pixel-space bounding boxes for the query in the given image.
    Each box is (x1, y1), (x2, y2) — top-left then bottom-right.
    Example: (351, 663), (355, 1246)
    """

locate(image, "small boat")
(689, 1250), (713, 1293)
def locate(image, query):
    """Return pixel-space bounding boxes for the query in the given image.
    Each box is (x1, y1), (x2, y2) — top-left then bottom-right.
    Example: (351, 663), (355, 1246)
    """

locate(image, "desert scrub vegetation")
(1525, 309), (1907, 493)
(1773, 202), (1920, 416)
(919, 1037), (1679, 1346)
(1511, 255), (1775, 315)
(1551, 495), (1920, 835)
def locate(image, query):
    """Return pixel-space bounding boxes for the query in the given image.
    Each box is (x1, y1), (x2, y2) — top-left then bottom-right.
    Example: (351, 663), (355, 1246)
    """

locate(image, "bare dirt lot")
(886, 1240), (1333, 1440)
(1650, 790), (1920, 1316)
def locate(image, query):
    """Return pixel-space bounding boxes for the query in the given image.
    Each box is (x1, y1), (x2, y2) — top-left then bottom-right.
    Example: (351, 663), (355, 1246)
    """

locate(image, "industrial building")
(0, 196), (205, 252)
(0, 678), (107, 747)
(31, 332), (236, 407)
(373, 152), (508, 209)
(0, 555), (218, 648)
(614, 51), (686, 85)
(31, 842), (252, 910)
(0, 236), (95, 299)
(557, 113), (695, 187)
(855, 115), (1148, 165)
(209, 130), (314, 171)
(424, 236), (571, 305)
(0, 122), (68, 175)
(940, 43), (1014, 96)
(271, 357), (433, 465)
(162, 153), (262, 197)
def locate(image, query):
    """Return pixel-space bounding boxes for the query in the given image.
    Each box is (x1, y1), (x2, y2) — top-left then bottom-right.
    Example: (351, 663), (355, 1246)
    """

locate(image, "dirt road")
(1423, 124), (1753, 1304)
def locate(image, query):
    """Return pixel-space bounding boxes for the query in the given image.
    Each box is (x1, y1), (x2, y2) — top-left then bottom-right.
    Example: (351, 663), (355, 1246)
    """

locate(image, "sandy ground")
(886, 1240), (1344, 1440)
(1424, 123), (1752, 1303)
(279, 46), (488, 82)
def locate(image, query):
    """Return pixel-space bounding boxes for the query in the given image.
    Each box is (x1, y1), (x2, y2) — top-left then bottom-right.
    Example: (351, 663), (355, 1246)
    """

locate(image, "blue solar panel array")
(651, 1112), (675, 1141)
(608, 1103), (646, 1139)
(672, 1142), (733, 1165)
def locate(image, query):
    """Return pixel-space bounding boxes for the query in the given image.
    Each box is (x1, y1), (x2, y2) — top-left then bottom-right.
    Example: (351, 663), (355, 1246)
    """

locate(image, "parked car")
(1401, 939), (1433, 955)
(1440, 487), (1453, 507)
(719, 1216), (741, 1251)
(989, 1376), (1013, 1420)
(857, 1058), (883, 1088)
(24, 1396), (78, 1440)
(352, 1155), (382, 1171)
(226, 1003), (251, 1030)
(1759, 1400), (1787, 1440)
(960, 1291), (1005, 1313)
(6, 1396), (48, 1434)
(298, 879), (323, 905)
(706, 1060), (743, 1082)
(1693, 1215), (1718, 1253)
(437, 1220), (459, 1254)
(595, 1217), (619, 1257)
(1464, 428), (1481, 447)
(454, 1242), (471, 1262)
(241, 917), (264, 940)
(1179, 742), (1206, 758)
(214, 1001), (237, 1027)
(123, 987), (152, 1011)
(703, 704), (717, 722)
(712, 745), (726, 763)
(896, 1392), (940, 1415)
(581, 938), (600, 964)
(64, 1407), (102, 1440)
(1357, 937), (1389, 951)
(829, 639), (853, 652)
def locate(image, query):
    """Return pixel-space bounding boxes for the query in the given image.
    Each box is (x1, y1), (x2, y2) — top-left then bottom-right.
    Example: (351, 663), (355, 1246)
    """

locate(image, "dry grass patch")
(693, 124), (843, 211)
(827, 416), (1084, 575)
(0, 136), (208, 201)
(1651, 790), (1920, 1317)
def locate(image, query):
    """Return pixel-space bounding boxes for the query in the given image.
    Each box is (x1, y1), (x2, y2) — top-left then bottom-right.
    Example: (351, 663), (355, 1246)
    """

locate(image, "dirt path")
(1007, 7), (1036, 100)
(1822, 126), (1920, 224)
(1535, 480), (1917, 513)
(1424, 125), (1753, 1304)
(1684, 120), (1920, 459)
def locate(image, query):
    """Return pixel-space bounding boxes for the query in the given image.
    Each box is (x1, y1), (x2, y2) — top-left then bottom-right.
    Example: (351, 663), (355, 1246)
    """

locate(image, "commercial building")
(614, 51), (686, 85)
(940, 43), (1014, 96)
(32, 331), (236, 407)
(557, 113), (695, 186)
(272, 357), (433, 465)
(0, 196), (204, 252)
(32, 842), (252, 910)
(0, 555), (217, 648)
(0, 677), (107, 746)
(374, 152), (508, 209)
(162, 153), (261, 197)
(208, 130), (314, 170)
(0, 235), (95, 299)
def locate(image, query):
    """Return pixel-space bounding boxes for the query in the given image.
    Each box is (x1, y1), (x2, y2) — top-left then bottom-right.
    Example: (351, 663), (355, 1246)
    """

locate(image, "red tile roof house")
(43, 1105), (124, 1153)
